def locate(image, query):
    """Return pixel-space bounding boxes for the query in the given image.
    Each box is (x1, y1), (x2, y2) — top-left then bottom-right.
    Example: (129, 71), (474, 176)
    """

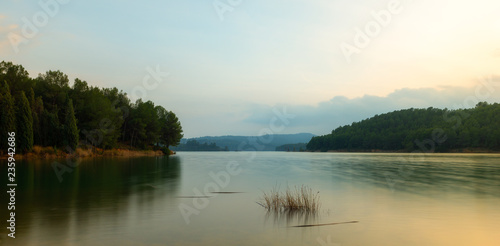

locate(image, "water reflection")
(0, 156), (181, 245)
(316, 154), (500, 197)
(263, 209), (320, 227)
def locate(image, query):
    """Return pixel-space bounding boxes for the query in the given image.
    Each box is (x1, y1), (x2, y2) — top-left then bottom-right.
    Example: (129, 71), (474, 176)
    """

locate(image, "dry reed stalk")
(260, 185), (320, 212)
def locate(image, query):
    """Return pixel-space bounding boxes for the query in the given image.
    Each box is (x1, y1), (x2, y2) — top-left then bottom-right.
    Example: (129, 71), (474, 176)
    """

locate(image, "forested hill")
(0, 61), (183, 154)
(307, 103), (500, 152)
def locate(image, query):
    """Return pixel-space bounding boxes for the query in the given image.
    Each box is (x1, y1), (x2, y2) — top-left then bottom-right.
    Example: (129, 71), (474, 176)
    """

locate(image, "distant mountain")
(173, 140), (228, 151)
(172, 133), (315, 151)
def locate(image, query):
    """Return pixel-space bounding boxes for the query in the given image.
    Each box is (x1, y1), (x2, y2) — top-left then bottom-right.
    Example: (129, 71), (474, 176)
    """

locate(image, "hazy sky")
(1, 0), (499, 137)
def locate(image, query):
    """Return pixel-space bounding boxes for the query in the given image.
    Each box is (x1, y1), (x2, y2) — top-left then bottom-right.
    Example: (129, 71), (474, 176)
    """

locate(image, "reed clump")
(260, 185), (320, 212)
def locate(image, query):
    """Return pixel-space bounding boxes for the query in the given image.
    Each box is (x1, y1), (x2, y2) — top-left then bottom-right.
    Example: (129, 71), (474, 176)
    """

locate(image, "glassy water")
(1, 152), (500, 245)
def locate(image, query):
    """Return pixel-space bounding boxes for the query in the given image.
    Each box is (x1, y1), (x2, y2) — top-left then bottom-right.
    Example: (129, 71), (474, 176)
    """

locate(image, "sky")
(1, 0), (500, 138)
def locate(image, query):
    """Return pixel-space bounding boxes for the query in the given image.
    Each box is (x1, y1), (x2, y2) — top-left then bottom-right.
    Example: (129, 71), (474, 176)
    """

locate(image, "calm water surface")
(1, 152), (500, 245)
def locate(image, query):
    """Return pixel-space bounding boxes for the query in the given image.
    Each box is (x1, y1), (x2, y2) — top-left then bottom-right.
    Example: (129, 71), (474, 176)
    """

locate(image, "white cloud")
(243, 80), (500, 136)
(0, 14), (20, 55)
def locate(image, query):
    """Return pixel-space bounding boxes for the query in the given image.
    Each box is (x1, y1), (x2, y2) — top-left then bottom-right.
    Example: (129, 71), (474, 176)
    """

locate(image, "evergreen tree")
(15, 91), (33, 153)
(40, 109), (60, 147)
(0, 61), (32, 94)
(161, 110), (183, 149)
(0, 81), (16, 152)
(27, 88), (42, 145)
(63, 98), (79, 151)
(32, 96), (44, 145)
(127, 100), (161, 148)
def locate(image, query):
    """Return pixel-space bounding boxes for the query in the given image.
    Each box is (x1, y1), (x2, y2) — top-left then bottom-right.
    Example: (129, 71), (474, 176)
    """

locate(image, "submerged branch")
(292, 221), (359, 227)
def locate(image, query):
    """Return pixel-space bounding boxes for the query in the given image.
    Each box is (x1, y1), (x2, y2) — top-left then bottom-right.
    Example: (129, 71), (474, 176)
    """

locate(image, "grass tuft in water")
(260, 185), (320, 212)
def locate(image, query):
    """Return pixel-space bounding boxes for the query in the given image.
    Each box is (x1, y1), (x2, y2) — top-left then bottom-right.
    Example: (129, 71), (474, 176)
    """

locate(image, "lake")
(1, 152), (500, 245)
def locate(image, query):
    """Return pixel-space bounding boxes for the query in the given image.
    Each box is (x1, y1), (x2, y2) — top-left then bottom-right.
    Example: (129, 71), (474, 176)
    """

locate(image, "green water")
(1, 152), (500, 245)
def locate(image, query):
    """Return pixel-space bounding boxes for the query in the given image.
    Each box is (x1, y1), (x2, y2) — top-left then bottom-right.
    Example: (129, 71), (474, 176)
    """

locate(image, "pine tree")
(32, 96), (44, 145)
(15, 91), (33, 153)
(64, 99), (79, 152)
(162, 110), (183, 149)
(27, 88), (42, 145)
(0, 81), (16, 152)
(40, 109), (60, 147)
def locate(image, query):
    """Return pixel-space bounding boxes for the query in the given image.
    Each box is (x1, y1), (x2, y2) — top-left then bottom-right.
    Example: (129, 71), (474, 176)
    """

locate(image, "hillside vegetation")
(0, 61), (183, 154)
(275, 143), (307, 152)
(307, 103), (500, 152)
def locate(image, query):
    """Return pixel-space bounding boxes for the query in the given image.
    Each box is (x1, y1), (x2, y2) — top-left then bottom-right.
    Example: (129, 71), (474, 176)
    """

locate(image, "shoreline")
(1, 145), (170, 160)
(304, 148), (500, 154)
(4, 147), (499, 160)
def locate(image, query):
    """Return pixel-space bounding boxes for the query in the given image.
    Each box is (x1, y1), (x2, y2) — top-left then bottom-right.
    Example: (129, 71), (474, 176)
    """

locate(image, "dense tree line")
(0, 61), (183, 154)
(275, 143), (307, 152)
(307, 103), (500, 152)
